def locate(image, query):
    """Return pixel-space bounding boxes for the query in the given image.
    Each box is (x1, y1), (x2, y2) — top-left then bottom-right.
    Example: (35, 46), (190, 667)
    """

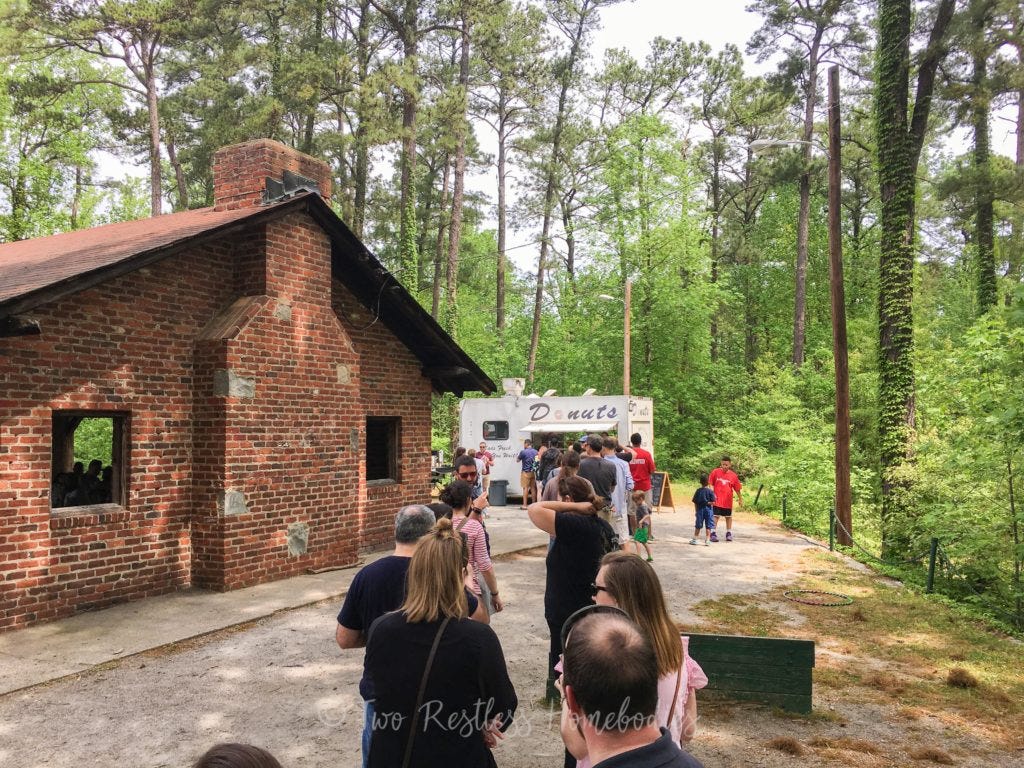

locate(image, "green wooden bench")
(687, 633), (815, 713)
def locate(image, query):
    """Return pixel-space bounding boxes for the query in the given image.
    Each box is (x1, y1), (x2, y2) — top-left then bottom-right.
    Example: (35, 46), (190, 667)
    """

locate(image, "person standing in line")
(477, 441), (494, 493)
(708, 456), (742, 542)
(601, 437), (633, 550)
(578, 434), (617, 515)
(690, 474), (716, 546)
(335, 505), (486, 768)
(363, 518), (517, 768)
(558, 612), (704, 768)
(517, 438), (538, 508)
(627, 433), (656, 537)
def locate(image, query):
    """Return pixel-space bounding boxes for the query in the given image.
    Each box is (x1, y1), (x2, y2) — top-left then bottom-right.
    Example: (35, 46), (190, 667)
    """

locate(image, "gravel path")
(10, 509), (1008, 767)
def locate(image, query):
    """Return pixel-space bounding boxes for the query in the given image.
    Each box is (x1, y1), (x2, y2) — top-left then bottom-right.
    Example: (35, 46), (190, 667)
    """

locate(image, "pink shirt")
(452, 514), (492, 595)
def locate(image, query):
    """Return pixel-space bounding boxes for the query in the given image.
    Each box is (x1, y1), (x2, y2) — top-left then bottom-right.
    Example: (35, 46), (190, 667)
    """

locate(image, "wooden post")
(623, 278), (631, 396)
(829, 65), (853, 547)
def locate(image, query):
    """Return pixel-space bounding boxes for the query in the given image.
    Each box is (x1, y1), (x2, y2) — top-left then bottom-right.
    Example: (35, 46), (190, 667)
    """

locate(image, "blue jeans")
(362, 700), (374, 768)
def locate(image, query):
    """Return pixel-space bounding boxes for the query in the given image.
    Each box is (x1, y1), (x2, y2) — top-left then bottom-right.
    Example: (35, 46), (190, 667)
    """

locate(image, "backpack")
(595, 516), (620, 554)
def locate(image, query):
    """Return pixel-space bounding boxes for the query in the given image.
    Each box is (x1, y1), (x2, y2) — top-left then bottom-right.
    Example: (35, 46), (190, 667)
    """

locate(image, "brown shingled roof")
(0, 194), (494, 396)
(0, 204), (277, 306)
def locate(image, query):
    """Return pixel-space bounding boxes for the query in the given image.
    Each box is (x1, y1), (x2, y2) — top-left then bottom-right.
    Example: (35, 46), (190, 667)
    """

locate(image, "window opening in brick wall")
(51, 412), (128, 509)
(366, 417), (399, 483)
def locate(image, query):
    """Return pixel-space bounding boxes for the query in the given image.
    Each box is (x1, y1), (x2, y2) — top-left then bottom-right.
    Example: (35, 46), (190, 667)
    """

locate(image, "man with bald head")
(335, 504), (484, 767)
(560, 613), (703, 768)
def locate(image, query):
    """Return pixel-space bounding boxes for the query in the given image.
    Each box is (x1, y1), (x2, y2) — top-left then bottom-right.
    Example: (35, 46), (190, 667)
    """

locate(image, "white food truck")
(459, 379), (654, 499)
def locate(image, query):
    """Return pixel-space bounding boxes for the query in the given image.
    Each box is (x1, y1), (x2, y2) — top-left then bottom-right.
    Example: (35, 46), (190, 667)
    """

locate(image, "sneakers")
(704, 539), (710, 546)
(710, 531), (719, 543)
(689, 538), (699, 546)
(646, 557), (654, 562)
(726, 531), (733, 542)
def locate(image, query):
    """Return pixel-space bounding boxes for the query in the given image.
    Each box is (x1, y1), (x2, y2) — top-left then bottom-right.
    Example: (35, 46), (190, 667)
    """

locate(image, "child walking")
(631, 489), (653, 561)
(690, 474), (716, 546)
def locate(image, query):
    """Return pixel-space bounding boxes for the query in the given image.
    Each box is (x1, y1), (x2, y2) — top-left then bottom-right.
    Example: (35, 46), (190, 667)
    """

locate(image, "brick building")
(0, 140), (493, 632)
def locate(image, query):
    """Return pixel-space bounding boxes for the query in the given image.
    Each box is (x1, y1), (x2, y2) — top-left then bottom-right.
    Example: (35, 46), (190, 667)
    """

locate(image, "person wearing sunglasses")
(453, 454), (486, 499)
(558, 609), (703, 768)
(590, 553), (707, 751)
(440, 480), (503, 615)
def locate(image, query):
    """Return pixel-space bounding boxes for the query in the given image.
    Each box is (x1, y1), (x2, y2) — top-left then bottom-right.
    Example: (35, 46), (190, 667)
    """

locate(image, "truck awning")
(519, 422), (618, 434)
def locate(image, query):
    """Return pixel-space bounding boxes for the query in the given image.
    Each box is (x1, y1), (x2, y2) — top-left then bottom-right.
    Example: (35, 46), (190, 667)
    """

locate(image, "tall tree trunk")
(166, 132), (189, 210)
(527, 1), (593, 384)
(709, 143), (722, 361)
(351, 0), (372, 239)
(71, 165), (83, 230)
(145, 65), (162, 217)
(794, 29), (824, 368)
(875, 0), (955, 555)
(10, 163), (28, 240)
(397, 1), (420, 288)
(432, 156), (451, 320)
(444, 11), (471, 335)
(496, 96), (508, 333)
(972, 42), (995, 313)
(302, 0), (326, 153)
(560, 189), (577, 283)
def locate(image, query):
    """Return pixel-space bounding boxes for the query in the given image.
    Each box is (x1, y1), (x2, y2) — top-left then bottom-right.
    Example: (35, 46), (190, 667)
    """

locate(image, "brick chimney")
(212, 139), (332, 211)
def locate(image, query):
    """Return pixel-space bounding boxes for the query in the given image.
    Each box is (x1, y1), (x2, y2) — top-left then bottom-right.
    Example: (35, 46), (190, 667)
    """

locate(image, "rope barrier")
(935, 543), (1022, 625)
(831, 516), (932, 566)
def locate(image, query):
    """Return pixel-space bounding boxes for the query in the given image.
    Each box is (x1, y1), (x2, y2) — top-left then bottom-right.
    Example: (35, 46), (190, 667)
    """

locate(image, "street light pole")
(623, 279), (631, 396)
(599, 281), (632, 396)
(828, 65), (852, 546)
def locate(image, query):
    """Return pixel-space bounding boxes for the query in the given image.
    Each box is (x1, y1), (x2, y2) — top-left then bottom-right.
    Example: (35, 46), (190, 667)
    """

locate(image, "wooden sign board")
(650, 471), (673, 512)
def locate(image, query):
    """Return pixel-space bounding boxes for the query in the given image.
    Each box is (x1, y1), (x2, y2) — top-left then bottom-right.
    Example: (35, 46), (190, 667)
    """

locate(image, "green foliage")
(73, 418), (113, 467)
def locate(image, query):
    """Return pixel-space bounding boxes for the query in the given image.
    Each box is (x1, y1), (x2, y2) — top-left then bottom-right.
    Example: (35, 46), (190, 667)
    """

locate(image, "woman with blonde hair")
(363, 518), (517, 767)
(590, 552), (706, 746)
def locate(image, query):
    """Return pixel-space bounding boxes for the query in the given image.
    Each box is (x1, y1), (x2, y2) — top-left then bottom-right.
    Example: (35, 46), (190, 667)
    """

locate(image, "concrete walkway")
(0, 504), (550, 695)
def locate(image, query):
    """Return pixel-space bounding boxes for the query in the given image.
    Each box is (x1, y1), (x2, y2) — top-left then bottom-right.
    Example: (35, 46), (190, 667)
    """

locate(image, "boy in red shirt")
(708, 455), (742, 542)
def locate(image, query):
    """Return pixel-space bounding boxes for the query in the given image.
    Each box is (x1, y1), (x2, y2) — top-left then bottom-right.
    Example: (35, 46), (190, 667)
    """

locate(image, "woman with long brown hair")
(592, 552), (705, 745)
(363, 518), (517, 767)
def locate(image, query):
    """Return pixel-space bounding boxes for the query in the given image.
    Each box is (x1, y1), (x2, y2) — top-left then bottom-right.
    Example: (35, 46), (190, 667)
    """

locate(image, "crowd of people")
(51, 459), (113, 507)
(196, 436), (740, 767)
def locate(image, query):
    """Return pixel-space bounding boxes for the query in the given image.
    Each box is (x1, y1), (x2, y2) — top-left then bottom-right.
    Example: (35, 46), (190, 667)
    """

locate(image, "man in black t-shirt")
(336, 504), (482, 768)
(578, 433), (617, 507)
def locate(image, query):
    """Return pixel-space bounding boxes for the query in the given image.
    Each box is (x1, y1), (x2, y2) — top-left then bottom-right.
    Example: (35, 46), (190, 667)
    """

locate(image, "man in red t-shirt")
(708, 455), (742, 542)
(627, 433), (656, 535)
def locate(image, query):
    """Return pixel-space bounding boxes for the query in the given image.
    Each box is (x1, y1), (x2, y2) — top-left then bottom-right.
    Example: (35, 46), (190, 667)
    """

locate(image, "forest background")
(1, 0), (1022, 628)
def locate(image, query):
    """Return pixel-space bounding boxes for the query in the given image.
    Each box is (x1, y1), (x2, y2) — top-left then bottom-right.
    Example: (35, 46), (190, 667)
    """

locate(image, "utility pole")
(828, 65), (852, 546)
(623, 279), (631, 396)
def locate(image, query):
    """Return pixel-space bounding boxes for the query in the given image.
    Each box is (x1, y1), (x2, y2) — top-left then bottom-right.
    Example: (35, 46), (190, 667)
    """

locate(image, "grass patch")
(691, 547), (1024, 751)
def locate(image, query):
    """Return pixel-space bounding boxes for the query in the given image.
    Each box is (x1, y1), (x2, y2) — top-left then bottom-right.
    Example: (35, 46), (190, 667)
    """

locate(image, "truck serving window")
(483, 421), (509, 440)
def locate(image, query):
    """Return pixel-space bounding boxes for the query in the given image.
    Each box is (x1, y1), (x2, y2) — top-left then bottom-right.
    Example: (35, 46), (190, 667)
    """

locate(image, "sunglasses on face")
(457, 471), (478, 479)
(590, 582), (609, 596)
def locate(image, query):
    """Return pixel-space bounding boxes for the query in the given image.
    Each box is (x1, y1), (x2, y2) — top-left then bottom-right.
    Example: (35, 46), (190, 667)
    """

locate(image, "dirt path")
(0, 508), (1018, 767)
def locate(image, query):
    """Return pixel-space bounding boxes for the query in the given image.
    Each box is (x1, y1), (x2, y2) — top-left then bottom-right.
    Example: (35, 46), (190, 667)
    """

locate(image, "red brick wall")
(0, 242), (235, 631)
(192, 212), (364, 589)
(1, 203), (438, 630)
(212, 139), (333, 212)
(332, 279), (433, 551)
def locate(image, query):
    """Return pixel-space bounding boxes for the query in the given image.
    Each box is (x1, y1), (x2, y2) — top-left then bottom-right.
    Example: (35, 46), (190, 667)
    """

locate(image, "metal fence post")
(829, 507), (835, 551)
(782, 494), (787, 525)
(926, 537), (939, 593)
